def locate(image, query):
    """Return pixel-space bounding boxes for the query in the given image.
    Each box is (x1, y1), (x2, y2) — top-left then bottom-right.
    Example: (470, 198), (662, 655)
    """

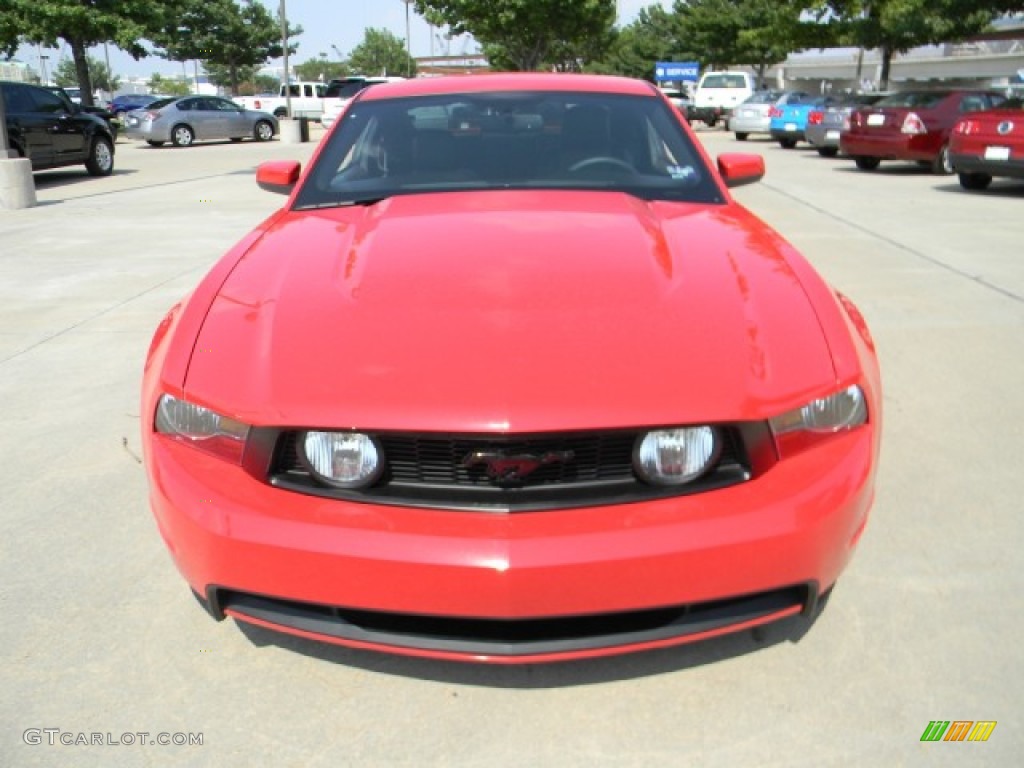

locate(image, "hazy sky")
(15, 0), (673, 83)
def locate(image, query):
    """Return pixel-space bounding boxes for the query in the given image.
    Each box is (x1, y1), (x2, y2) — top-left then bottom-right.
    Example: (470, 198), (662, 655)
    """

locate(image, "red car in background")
(841, 89), (1005, 174)
(142, 73), (881, 664)
(950, 97), (1024, 190)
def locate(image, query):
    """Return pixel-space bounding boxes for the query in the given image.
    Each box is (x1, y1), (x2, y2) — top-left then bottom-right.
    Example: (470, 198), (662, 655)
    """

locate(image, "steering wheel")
(568, 156), (636, 174)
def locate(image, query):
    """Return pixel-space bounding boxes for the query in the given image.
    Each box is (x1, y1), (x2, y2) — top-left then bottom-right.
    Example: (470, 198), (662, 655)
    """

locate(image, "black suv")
(1, 80), (116, 176)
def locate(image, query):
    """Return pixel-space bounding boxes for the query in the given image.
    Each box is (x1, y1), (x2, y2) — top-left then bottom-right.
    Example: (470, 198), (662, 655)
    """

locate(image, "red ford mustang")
(142, 73), (881, 663)
(950, 97), (1024, 190)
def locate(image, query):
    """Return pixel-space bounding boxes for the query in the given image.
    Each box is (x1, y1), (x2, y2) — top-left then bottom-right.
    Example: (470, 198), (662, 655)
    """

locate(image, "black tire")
(171, 124), (195, 147)
(931, 143), (953, 175)
(734, 132), (749, 141)
(817, 146), (839, 158)
(958, 172), (992, 191)
(779, 138), (798, 149)
(254, 120), (275, 142)
(84, 136), (114, 176)
(704, 117), (717, 128)
(146, 140), (164, 147)
(854, 156), (881, 171)
(273, 107), (287, 118)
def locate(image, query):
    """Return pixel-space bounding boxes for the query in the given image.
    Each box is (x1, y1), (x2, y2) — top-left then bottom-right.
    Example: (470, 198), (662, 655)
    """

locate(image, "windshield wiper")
(293, 196), (390, 211)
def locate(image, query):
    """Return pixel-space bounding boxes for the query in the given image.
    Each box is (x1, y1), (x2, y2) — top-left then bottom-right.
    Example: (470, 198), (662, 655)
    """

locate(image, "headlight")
(770, 385), (867, 456)
(300, 431), (383, 489)
(154, 394), (250, 463)
(633, 427), (719, 486)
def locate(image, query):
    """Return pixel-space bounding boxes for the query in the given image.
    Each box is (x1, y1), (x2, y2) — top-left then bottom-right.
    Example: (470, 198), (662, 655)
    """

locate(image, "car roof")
(358, 73), (658, 101)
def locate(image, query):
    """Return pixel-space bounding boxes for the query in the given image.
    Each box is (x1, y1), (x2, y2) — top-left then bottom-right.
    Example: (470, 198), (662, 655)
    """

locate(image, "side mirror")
(256, 160), (301, 195)
(717, 153), (765, 188)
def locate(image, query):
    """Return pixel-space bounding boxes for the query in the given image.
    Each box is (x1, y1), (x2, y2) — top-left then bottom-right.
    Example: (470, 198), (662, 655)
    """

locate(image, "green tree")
(240, 74), (282, 96)
(670, 0), (822, 83)
(154, 0), (301, 96)
(295, 55), (350, 82)
(814, 0), (1022, 89)
(586, 5), (682, 79)
(3, 0), (180, 106)
(54, 55), (121, 92)
(414, 0), (616, 71)
(147, 73), (191, 97)
(348, 28), (417, 77)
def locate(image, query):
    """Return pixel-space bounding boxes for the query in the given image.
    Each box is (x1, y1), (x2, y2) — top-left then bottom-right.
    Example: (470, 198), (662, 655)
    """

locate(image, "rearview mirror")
(717, 154), (765, 188)
(256, 160), (301, 195)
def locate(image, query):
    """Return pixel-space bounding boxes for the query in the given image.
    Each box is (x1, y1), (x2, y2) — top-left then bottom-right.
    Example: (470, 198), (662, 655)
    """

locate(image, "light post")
(39, 55), (49, 86)
(280, 0), (291, 118)
(402, 0), (412, 76)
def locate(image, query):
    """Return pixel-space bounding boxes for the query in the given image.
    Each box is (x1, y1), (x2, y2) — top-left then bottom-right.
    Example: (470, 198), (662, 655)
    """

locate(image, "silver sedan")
(123, 95), (278, 147)
(729, 91), (807, 141)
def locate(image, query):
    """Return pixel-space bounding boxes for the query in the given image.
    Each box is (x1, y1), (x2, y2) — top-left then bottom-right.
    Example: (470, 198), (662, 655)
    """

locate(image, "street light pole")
(280, 0), (292, 118)
(403, 0), (412, 77)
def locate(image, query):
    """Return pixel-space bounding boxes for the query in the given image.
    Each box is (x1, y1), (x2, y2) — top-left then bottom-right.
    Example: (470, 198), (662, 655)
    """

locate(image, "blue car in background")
(769, 95), (838, 148)
(109, 93), (162, 118)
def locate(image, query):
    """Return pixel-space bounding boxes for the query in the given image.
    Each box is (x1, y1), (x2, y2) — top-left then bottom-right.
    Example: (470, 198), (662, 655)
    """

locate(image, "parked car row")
(1, 80), (284, 177)
(728, 87), (1022, 191)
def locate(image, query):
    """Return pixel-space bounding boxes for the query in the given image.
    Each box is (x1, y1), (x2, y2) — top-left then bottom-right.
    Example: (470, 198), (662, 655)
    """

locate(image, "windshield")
(293, 90), (722, 210)
(325, 80), (367, 99)
(700, 75), (748, 89)
(875, 92), (949, 109)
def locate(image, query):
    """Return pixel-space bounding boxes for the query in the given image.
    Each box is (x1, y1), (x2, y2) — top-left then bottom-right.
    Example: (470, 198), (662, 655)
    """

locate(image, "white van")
(690, 71), (756, 127)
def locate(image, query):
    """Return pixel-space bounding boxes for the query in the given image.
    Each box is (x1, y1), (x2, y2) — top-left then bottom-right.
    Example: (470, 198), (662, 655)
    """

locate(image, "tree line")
(2, 0), (1020, 106)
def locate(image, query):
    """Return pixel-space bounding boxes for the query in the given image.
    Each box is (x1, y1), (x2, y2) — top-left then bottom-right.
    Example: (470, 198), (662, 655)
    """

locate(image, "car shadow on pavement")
(932, 181), (1024, 197)
(33, 168), (139, 190)
(234, 593), (833, 687)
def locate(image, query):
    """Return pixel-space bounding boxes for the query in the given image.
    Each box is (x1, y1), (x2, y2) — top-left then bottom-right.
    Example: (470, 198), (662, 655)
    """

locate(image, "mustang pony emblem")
(462, 450), (575, 484)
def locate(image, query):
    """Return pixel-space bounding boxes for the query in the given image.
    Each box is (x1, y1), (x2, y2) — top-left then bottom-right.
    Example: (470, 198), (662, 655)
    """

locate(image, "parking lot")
(2, 125), (1022, 767)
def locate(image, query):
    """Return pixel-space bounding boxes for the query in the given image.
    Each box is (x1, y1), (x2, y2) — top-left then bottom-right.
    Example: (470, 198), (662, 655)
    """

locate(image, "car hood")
(186, 191), (836, 432)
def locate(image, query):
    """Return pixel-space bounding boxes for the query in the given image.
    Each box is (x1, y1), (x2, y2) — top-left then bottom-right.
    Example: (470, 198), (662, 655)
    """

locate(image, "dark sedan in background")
(124, 95), (277, 147)
(805, 93), (888, 157)
(841, 89), (1005, 174)
(109, 93), (163, 118)
(1, 80), (115, 175)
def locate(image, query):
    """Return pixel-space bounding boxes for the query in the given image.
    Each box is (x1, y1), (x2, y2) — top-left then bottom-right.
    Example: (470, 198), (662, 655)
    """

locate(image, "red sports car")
(841, 89), (1006, 174)
(950, 97), (1024, 190)
(142, 73), (881, 664)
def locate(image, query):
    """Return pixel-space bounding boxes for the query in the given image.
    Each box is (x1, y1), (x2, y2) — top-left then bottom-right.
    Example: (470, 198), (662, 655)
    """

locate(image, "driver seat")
(561, 104), (613, 170)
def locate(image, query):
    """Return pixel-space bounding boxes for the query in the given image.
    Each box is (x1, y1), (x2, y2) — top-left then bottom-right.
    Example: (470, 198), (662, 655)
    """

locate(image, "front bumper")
(147, 428), (875, 662)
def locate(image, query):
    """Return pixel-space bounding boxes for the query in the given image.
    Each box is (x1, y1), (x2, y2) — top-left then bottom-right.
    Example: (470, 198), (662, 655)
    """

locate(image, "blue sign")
(655, 61), (700, 83)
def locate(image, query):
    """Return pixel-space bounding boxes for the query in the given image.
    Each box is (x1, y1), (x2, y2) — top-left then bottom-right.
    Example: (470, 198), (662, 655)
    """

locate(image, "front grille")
(220, 585), (811, 658)
(266, 428), (753, 512)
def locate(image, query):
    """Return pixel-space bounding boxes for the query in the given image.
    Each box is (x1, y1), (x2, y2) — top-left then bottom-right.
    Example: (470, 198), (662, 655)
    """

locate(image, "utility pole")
(280, 0), (291, 117)
(403, 0), (413, 77)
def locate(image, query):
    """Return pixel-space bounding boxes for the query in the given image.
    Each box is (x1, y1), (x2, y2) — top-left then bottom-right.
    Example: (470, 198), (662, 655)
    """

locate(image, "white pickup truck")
(234, 81), (328, 120)
(320, 76), (406, 129)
